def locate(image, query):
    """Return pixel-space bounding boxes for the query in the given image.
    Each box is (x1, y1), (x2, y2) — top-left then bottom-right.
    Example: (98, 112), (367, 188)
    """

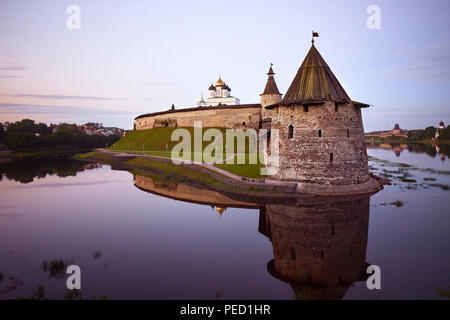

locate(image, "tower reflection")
(134, 174), (373, 300)
(260, 198), (370, 299)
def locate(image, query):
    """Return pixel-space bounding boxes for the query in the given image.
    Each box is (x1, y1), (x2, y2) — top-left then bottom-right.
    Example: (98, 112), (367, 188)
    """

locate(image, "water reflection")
(134, 174), (373, 300)
(1, 153), (448, 299)
(366, 142), (449, 160)
(262, 199), (370, 300)
(0, 155), (101, 183)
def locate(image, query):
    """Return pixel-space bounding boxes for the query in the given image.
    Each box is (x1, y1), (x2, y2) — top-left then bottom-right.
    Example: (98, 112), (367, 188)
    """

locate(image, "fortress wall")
(135, 106), (262, 130)
(270, 102), (369, 185)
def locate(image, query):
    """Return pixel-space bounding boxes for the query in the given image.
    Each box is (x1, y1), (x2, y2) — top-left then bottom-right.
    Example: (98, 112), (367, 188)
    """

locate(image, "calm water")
(0, 146), (449, 300)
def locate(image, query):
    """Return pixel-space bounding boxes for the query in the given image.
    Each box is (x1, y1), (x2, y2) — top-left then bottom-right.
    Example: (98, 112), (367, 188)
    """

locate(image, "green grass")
(74, 151), (114, 162)
(215, 154), (264, 178)
(109, 127), (258, 156)
(124, 157), (228, 187)
(107, 127), (266, 178)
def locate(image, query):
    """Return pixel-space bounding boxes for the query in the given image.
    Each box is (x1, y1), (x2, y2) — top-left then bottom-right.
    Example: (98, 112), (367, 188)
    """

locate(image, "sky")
(0, 0), (449, 131)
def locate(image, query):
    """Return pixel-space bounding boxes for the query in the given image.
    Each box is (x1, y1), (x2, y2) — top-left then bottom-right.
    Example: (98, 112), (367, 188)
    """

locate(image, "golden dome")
(215, 206), (226, 216)
(215, 76), (224, 86)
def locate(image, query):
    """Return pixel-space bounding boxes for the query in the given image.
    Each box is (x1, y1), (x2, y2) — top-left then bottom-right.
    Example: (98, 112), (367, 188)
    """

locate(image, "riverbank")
(75, 150), (385, 198)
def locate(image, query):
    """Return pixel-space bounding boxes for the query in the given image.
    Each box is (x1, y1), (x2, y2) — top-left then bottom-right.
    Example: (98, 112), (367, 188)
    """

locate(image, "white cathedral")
(197, 76), (240, 107)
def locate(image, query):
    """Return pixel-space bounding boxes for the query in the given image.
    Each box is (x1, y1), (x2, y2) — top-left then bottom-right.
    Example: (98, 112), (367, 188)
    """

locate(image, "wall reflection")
(134, 173), (372, 300)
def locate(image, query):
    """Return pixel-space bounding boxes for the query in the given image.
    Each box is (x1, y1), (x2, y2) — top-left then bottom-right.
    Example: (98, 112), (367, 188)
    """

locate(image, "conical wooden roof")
(261, 64), (281, 95)
(282, 44), (350, 105)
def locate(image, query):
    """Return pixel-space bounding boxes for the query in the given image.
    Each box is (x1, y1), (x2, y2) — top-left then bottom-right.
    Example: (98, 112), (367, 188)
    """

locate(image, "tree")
(0, 123), (6, 144)
(424, 126), (436, 139)
(408, 129), (426, 141)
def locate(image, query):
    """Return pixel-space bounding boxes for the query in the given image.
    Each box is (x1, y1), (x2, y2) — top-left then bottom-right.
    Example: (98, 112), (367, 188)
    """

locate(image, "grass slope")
(108, 127), (265, 178)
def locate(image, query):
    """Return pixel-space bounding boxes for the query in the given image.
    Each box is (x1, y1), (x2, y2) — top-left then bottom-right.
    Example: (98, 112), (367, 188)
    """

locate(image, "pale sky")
(0, 0), (449, 130)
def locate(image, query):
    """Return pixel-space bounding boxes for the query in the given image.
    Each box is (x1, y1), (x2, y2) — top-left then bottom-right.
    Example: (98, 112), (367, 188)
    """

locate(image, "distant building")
(439, 121), (445, 129)
(203, 76), (240, 106)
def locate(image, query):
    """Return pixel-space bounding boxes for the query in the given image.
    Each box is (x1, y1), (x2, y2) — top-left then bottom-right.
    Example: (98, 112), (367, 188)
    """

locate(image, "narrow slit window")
(330, 152), (334, 162)
(303, 105), (309, 112)
(290, 247), (296, 260)
(288, 125), (294, 139)
(335, 103), (339, 112)
(347, 129), (350, 138)
(318, 129), (322, 137)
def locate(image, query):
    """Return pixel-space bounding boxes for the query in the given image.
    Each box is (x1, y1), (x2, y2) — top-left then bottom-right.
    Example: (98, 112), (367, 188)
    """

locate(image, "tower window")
(347, 129), (350, 138)
(290, 247), (296, 260)
(288, 125), (294, 139)
(318, 129), (322, 137)
(335, 103), (339, 112)
(303, 105), (309, 112)
(242, 122), (246, 126)
(321, 250), (324, 259)
(330, 153), (333, 162)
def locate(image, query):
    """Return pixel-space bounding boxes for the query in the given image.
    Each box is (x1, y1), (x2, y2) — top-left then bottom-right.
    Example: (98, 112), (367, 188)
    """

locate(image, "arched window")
(288, 125), (294, 139)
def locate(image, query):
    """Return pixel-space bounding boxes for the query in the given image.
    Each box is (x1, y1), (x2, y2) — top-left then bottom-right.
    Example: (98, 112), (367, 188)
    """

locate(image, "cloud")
(0, 102), (138, 116)
(14, 181), (113, 189)
(139, 81), (181, 86)
(10, 93), (120, 101)
(5, 93), (154, 101)
(0, 63), (26, 79)
(0, 65), (26, 71)
(0, 75), (21, 79)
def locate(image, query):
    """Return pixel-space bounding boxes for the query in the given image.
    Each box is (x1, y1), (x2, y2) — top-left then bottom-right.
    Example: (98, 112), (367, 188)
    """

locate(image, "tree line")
(0, 119), (121, 151)
(408, 125), (450, 142)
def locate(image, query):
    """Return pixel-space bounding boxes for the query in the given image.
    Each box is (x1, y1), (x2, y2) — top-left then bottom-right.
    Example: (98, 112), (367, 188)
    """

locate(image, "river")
(0, 145), (449, 300)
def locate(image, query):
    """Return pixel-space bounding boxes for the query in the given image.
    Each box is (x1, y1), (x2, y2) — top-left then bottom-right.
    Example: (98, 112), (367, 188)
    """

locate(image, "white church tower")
(202, 76), (240, 106)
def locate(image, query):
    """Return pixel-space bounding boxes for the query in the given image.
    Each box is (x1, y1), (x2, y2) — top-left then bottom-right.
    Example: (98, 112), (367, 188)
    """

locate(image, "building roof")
(215, 76), (224, 86)
(209, 83), (215, 90)
(261, 64), (281, 95)
(281, 44), (350, 105)
(135, 104), (261, 120)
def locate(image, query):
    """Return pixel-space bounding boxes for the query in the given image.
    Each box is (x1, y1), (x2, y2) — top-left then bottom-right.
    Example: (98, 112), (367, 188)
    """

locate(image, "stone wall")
(135, 105), (262, 130)
(269, 102), (369, 185)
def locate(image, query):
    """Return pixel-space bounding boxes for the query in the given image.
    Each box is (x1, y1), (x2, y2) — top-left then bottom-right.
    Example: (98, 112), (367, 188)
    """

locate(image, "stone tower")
(266, 41), (370, 185)
(261, 64), (282, 114)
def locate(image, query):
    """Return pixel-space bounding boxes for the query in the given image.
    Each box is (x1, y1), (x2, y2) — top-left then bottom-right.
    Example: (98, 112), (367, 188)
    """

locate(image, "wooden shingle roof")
(281, 44), (350, 105)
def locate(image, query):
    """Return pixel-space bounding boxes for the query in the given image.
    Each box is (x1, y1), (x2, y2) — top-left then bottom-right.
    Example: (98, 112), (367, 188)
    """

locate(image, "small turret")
(197, 92), (207, 107)
(260, 63), (282, 108)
